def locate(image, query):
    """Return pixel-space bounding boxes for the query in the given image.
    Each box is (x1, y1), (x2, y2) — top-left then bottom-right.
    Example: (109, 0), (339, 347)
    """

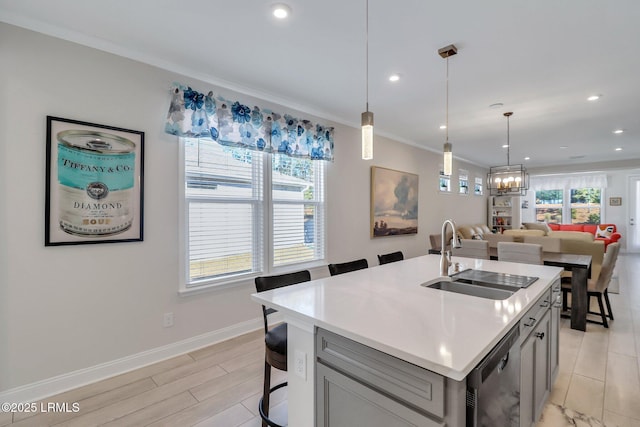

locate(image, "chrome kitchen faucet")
(440, 219), (461, 276)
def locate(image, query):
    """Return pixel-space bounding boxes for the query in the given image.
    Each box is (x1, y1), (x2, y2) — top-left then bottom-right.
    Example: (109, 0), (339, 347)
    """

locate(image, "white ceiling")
(2, 0), (639, 168)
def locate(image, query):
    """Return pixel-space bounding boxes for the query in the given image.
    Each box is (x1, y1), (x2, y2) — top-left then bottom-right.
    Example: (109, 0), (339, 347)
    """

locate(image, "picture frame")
(609, 196), (622, 206)
(45, 116), (144, 246)
(371, 166), (419, 237)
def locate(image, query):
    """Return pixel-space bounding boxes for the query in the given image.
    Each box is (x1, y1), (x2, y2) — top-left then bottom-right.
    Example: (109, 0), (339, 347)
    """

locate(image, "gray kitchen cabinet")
(550, 280), (561, 382)
(520, 327), (535, 427)
(316, 363), (443, 427)
(520, 304), (551, 427)
(316, 328), (452, 427)
(533, 311), (551, 420)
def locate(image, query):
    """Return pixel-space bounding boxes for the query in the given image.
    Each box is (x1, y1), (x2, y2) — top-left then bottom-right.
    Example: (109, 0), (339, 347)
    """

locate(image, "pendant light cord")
(445, 55), (449, 144)
(506, 113), (510, 166)
(365, 0), (369, 112)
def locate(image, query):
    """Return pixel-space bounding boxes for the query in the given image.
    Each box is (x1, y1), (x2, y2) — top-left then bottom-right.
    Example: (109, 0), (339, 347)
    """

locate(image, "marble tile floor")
(537, 253), (640, 427)
(538, 403), (609, 427)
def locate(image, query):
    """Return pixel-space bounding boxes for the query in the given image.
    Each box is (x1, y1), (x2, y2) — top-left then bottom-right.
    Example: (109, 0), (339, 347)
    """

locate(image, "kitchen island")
(251, 254), (563, 426)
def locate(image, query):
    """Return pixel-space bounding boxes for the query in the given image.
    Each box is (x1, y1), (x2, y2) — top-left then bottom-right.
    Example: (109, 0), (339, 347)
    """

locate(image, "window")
(535, 189), (563, 223)
(535, 187), (602, 224)
(570, 188), (601, 224)
(439, 166), (451, 193)
(474, 177), (483, 196)
(458, 169), (469, 195)
(181, 138), (326, 289)
(271, 154), (325, 267)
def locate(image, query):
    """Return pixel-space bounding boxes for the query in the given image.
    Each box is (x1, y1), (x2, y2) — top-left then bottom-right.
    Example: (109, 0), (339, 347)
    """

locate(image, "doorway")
(628, 176), (640, 253)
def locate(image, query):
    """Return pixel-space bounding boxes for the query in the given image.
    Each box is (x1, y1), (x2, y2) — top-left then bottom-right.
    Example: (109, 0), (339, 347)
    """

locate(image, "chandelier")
(487, 112), (529, 196)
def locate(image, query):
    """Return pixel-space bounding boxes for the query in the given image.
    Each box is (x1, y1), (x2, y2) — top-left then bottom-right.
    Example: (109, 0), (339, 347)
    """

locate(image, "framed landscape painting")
(45, 116), (144, 246)
(371, 166), (419, 237)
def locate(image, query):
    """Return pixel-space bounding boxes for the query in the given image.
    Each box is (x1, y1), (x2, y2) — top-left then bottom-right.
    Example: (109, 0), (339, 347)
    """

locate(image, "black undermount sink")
(450, 269), (539, 289)
(423, 280), (516, 300)
(421, 269), (537, 300)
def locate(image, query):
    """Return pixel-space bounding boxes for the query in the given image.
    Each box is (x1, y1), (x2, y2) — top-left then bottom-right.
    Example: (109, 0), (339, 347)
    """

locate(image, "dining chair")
(522, 235), (561, 252)
(377, 251), (404, 265)
(561, 242), (619, 328)
(497, 242), (543, 265)
(328, 258), (368, 276)
(452, 239), (490, 260)
(255, 270), (311, 427)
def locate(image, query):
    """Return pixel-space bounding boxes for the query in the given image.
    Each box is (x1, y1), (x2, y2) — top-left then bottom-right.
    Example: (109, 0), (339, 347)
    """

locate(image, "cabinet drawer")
(316, 328), (444, 418)
(316, 363), (444, 427)
(520, 289), (552, 339)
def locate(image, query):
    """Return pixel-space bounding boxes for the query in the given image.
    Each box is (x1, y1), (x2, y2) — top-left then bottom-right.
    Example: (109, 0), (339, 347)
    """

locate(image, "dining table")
(541, 252), (592, 331)
(431, 247), (593, 331)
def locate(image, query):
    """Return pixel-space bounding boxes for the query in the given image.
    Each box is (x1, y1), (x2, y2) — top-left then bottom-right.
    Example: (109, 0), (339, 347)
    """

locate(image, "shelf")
(488, 195), (521, 232)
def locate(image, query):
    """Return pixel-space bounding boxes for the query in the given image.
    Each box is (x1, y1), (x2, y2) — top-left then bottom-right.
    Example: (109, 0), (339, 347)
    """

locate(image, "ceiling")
(2, 0), (639, 168)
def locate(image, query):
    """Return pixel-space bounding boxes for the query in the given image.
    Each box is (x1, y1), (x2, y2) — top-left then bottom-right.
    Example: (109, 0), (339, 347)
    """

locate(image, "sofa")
(546, 223), (621, 248)
(429, 223), (492, 252)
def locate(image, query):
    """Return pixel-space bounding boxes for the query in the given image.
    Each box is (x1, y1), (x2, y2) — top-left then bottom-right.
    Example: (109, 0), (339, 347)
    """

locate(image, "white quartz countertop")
(251, 254), (563, 381)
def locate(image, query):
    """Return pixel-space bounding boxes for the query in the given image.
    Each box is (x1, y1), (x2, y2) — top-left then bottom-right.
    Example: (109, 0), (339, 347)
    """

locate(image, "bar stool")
(255, 270), (311, 427)
(377, 251), (404, 265)
(328, 258), (368, 276)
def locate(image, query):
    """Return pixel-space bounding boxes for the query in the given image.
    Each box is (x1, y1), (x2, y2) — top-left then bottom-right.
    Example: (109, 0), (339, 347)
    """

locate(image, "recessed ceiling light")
(615, 147), (623, 151)
(560, 145), (568, 149)
(489, 103), (504, 109)
(502, 144), (509, 148)
(524, 157), (530, 160)
(439, 125), (447, 130)
(587, 95), (602, 101)
(389, 74), (400, 82)
(272, 3), (291, 19)
(613, 129), (624, 134)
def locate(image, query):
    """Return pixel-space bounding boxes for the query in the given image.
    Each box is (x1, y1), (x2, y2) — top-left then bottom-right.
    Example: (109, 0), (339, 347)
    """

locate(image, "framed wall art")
(45, 116), (144, 246)
(609, 197), (622, 206)
(371, 166), (419, 237)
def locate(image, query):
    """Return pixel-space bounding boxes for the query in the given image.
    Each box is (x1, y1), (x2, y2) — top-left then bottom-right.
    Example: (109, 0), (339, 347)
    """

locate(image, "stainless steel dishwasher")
(466, 324), (520, 427)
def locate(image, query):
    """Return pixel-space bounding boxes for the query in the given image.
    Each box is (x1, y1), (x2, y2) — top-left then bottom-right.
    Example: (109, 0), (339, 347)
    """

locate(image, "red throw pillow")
(560, 224), (583, 232)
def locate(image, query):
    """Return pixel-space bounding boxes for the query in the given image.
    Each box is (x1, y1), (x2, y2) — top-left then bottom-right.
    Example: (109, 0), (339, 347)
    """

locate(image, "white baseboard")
(0, 318), (263, 403)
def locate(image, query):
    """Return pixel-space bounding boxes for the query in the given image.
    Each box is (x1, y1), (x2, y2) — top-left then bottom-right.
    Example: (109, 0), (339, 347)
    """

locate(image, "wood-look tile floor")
(0, 329), (287, 427)
(2, 254), (639, 427)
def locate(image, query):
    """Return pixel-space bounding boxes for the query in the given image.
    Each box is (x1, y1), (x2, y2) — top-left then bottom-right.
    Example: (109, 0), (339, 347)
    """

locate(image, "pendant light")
(487, 112), (529, 195)
(361, 0), (374, 160)
(439, 44), (457, 176)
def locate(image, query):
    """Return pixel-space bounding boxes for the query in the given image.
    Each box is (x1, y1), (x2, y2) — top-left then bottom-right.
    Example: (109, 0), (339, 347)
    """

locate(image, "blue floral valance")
(165, 84), (334, 161)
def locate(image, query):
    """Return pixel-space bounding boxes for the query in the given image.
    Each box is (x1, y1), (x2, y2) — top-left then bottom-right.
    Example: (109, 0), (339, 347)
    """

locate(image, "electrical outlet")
(163, 312), (174, 328)
(294, 349), (306, 380)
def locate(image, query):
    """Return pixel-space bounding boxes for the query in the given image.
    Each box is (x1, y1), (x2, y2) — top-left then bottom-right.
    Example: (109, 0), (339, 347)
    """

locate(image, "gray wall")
(0, 23), (488, 396)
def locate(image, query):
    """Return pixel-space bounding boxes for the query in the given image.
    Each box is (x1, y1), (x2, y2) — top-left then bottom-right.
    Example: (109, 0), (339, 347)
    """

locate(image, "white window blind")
(272, 153), (325, 267)
(185, 139), (263, 285)
(182, 138), (326, 289)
